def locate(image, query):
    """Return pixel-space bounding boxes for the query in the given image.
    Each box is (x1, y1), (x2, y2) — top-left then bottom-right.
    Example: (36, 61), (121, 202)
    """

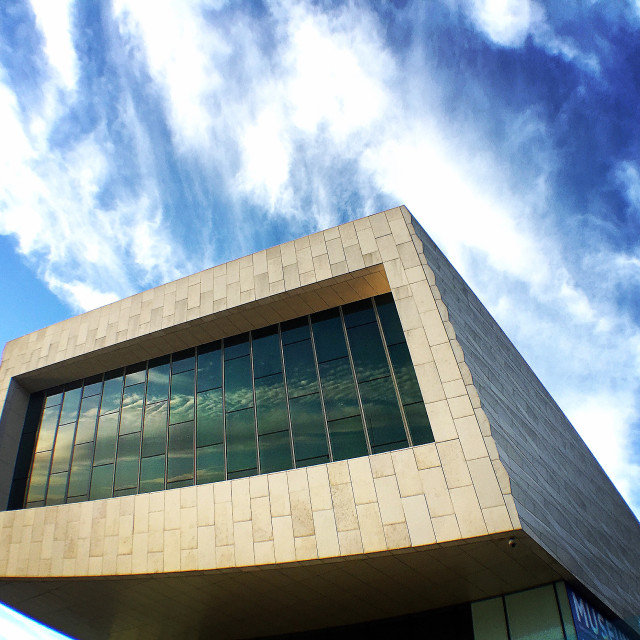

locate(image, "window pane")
(281, 317), (310, 345)
(359, 377), (407, 452)
(196, 388), (223, 447)
(348, 323), (390, 382)
(196, 444), (224, 484)
(114, 432), (141, 490)
(283, 340), (318, 398)
(146, 359), (170, 404)
(224, 333), (249, 361)
(142, 402), (168, 458)
(255, 373), (289, 435)
(35, 405), (60, 452)
(45, 391), (63, 407)
(125, 362), (146, 387)
(343, 298), (375, 328)
(26, 451), (52, 503)
(140, 455), (165, 494)
(82, 376), (103, 398)
(90, 464), (114, 500)
(59, 386), (82, 425)
(120, 383), (145, 434)
(252, 327), (281, 378)
(75, 395), (100, 444)
(259, 430), (292, 474)
(375, 293), (405, 346)
(226, 408), (256, 473)
(505, 585), (564, 640)
(94, 413), (119, 466)
(68, 442), (94, 497)
(289, 393), (328, 463)
(388, 342), (423, 405)
(197, 342), (222, 392)
(167, 421), (194, 483)
(472, 597), (509, 640)
(172, 349), (195, 373)
(318, 358), (360, 422)
(404, 402), (434, 446)
(295, 455), (329, 469)
(311, 308), (347, 363)
(46, 472), (67, 505)
(170, 370), (195, 424)
(101, 373), (124, 414)
(327, 416), (368, 461)
(224, 355), (253, 412)
(51, 421), (75, 473)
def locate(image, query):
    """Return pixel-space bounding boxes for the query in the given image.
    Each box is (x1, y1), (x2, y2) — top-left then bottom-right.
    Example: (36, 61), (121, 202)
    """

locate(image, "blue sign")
(567, 586), (633, 640)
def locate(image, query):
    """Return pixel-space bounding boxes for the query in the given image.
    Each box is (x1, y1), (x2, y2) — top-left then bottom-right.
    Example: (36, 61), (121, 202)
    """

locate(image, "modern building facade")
(0, 206), (637, 639)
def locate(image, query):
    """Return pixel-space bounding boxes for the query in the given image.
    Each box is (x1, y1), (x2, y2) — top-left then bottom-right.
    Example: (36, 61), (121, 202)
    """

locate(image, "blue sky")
(1, 0), (640, 636)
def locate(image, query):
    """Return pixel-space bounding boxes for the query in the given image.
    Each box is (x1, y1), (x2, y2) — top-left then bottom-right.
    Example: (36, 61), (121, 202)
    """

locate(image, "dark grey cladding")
(408, 213), (640, 620)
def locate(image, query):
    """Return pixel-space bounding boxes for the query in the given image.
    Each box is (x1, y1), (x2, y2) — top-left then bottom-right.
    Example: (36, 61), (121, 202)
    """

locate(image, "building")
(0, 206), (638, 639)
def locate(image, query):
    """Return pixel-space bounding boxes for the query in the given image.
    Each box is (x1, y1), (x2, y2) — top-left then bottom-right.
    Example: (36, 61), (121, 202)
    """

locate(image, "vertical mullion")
(309, 315), (334, 463)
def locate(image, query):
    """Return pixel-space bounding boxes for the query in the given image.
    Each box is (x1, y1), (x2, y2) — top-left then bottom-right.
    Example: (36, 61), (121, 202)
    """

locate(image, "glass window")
(114, 432), (141, 490)
(404, 402), (433, 446)
(82, 376), (103, 398)
(472, 597), (509, 640)
(196, 444), (224, 484)
(67, 442), (94, 497)
(348, 322), (390, 382)
(225, 408), (256, 474)
(505, 585), (565, 640)
(359, 377), (407, 452)
(146, 357), (170, 404)
(170, 370), (195, 424)
(119, 383), (145, 434)
(59, 386), (81, 425)
(289, 393), (328, 463)
(388, 342), (423, 405)
(167, 421), (194, 484)
(35, 405), (60, 452)
(343, 298), (375, 328)
(224, 355), (253, 412)
(26, 451), (52, 503)
(196, 388), (224, 447)
(124, 362), (146, 387)
(172, 349), (195, 373)
(281, 317), (310, 345)
(45, 391), (63, 407)
(50, 422), (75, 473)
(283, 340), (318, 398)
(255, 373), (289, 435)
(318, 358), (360, 422)
(75, 395), (100, 444)
(101, 372), (124, 414)
(311, 308), (347, 363)
(46, 472), (68, 505)
(197, 342), (222, 392)
(252, 327), (282, 378)
(93, 413), (119, 466)
(327, 416), (367, 461)
(142, 402), (168, 458)
(375, 293), (405, 346)
(140, 455), (165, 494)
(259, 430), (292, 473)
(90, 464), (114, 500)
(224, 333), (249, 361)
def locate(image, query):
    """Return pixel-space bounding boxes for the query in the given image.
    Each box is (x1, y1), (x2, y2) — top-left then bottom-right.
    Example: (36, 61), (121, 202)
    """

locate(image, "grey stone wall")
(410, 215), (640, 619)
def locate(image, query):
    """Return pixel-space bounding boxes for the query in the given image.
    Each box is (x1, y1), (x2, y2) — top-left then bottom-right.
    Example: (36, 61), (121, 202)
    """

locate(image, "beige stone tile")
(313, 509), (340, 558)
(181, 548), (198, 571)
(327, 460), (350, 485)
(338, 529), (363, 556)
(448, 395), (475, 420)
(307, 465), (332, 511)
(410, 282), (437, 314)
(413, 443), (440, 470)
(356, 227), (378, 255)
(268, 473), (291, 517)
(132, 533), (148, 574)
(249, 474), (269, 498)
(251, 495), (273, 543)
(196, 484), (215, 527)
(163, 529), (181, 572)
(475, 408), (492, 437)
(450, 486), (488, 538)
(180, 507), (197, 550)
(492, 459), (512, 494)
(466, 384), (481, 408)
(232, 478), (251, 522)
(326, 237), (346, 265)
(437, 440), (472, 488)
(431, 343), (461, 383)
(504, 494), (522, 528)
(432, 514), (462, 543)
(356, 503), (386, 553)
(397, 241), (421, 270)
(290, 488), (315, 538)
(339, 221), (359, 247)
(384, 522), (411, 549)
(345, 244), (366, 271)
(295, 535), (318, 561)
(118, 515), (133, 555)
(216, 545), (235, 568)
(405, 328), (433, 366)
(425, 399), (457, 441)
(149, 491), (164, 513)
(484, 436), (500, 460)
(313, 254), (332, 281)
(330, 483), (358, 532)
(197, 525), (216, 570)
(370, 452), (394, 478)
(215, 501), (233, 547)
(402, 495), (435, 546)
(309, 232), (328, 257)
(395, 296), (422, 331)
(388, 216), (412, 243)
(419, 467), (455, 517)
(374, 476), (405, 525)
(443, 379), (467, 399)
(370, 212), (392, 238)
(234, 520), (255, 566)
(377, 234), (400, 261)
(455, 415), (489, 460)
(468, 457), (505, 508)
(348, 457), (376, 504)
(391, 449), (423, 497)
(483, 505), (514, 533)
(254, 540), (275, 565)
(272, 515), (296, 563)
(414, 362), (446, 404)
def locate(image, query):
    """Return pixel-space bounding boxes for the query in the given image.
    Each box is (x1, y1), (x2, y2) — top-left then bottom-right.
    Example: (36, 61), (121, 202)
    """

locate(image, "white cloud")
(29, 0), (78, 90)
